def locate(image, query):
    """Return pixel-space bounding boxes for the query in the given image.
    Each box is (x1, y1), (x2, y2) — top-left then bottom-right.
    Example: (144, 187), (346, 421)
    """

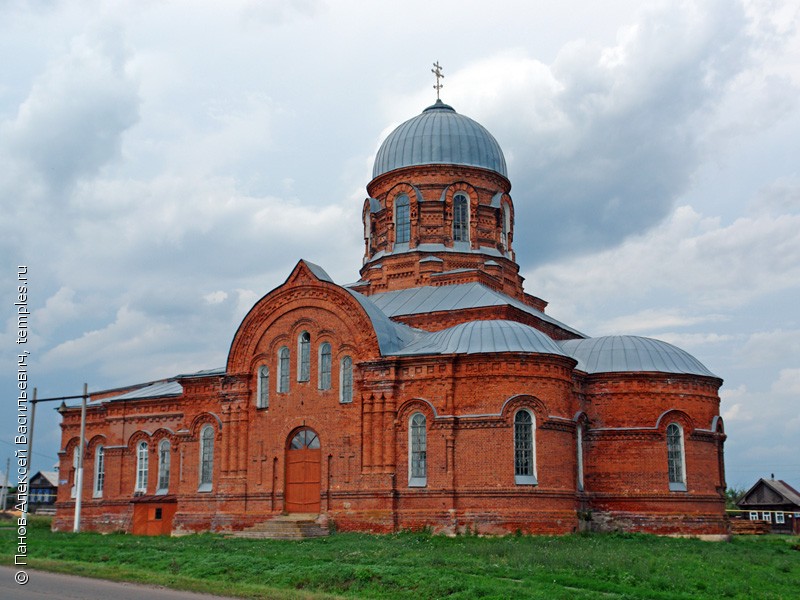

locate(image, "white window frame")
(257, 364), (269, 408)
(198, 425), (214, 492)
(318, 343), (332, 390)
(298, 331), (311, 382)
(135, 441), (148, 493)
(749, 511), (759, 521)
(156, 439), (170, 495)
(666, 423), (687, 491)
(775, 511), (785, 524)
(409, 412), (427, 487)
(278, 346), (290, 393)
(514, 409), (537, 485)
(453, 192), (469, 242)
(339, 355), (353, 403)
(93, 445), (104, 498)
(762, 511), (772, 522)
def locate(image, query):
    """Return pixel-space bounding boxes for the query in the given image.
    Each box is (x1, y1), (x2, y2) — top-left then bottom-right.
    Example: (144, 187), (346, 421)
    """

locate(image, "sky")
(1, 0), (798, 491)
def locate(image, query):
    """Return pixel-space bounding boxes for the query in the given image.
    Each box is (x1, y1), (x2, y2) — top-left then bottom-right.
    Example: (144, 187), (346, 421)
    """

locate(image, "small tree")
(725, 486), (747, 510)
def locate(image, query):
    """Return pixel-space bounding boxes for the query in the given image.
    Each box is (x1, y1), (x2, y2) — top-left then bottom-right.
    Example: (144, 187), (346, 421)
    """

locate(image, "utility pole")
(73, 383), (88, 532)
(1, 457), (9, 511)
(21, 388), (37, 521)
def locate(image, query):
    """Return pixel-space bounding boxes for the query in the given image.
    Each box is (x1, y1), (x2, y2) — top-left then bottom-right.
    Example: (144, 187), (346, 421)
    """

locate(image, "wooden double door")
(284, 428), (321, 513)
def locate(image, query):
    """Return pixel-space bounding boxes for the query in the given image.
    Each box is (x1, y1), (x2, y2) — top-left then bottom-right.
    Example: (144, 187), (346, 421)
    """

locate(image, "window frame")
(394, 194), (410, 245)
(156, 439), (170, 495)
(775, 511), (785, 524)
(93, 445), (104, 498)
(135, 441), (148, 493)
(278, 346), (290, 393)
(339, 355), (353, 403)
(319, 343), (332, 390)
(762, 511), (772, 522)
(453, 192), (469, 242)
(257, 364), (269, 408)
(409, 412), (427, 487)
(514, 409), (537, 485)
(749, 511), (759, 521)
(298, 331), (311, 382)
(198, 425), (214, 492)
(576, 422), (585, 492)
(666, 422), (687, 491)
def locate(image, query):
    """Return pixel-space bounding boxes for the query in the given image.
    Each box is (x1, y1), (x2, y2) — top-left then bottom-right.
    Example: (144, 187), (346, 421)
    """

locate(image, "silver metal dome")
(372, 100), (508, 179)
(559, 336), (717, 377)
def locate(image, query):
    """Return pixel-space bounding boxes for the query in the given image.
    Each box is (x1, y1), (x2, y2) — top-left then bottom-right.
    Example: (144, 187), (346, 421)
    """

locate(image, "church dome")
(559, 336), (717, 377)
(372, 100), (508, 179)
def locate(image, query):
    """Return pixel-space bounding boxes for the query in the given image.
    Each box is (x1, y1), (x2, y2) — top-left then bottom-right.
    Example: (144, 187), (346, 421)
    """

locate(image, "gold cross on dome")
(432, 61), (444, 100)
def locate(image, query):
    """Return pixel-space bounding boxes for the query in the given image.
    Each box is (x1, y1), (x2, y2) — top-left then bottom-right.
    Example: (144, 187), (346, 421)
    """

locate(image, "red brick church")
(55, 96), (728, 537)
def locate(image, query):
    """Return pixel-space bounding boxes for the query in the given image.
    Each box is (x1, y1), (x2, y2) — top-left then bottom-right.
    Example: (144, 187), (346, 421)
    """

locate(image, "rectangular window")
(453, 195), (468, 242)
(775, 512), (785, 524)
(763, 511), (772, 522)
(749, 511), (759, 521)
(396, 202), (410, 244)
(93, 446), (105, 498)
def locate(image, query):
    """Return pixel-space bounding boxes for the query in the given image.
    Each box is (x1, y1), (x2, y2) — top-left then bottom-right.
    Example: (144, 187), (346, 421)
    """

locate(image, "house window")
(278, 346), (290, 392)
(453, 193), (469, 242)
(666, 423), (686, 491)
(749, 511), (759, 521)
(93, 446), (105, 498)
(199, 425), (214, 492)
(157, 439), (170, 494)
(257, 365), (269, 408)
(395, 194), (410, 244)
(409, 412), (427, 487)
(576, 422), (585, 492)
(298, 331), (311, 382)
(319, 343), (332, 390)
(70, 446), (79, 498)
(775, 512), (785, 524)
(514, 410), (537, 485)
(763, 511), (772, 522)
(340, 355), (353, 403)
(135, 441), (148, 493)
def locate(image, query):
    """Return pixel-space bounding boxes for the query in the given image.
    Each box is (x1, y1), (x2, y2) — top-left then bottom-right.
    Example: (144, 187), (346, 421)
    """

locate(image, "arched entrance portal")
(284, 428), (321, 513)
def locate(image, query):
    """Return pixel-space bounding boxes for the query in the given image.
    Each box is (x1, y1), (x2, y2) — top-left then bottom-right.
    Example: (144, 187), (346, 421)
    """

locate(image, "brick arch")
(396, 398), (437, 427)
(189, 412), (222, 440)
(152, 427), (177, 444)
(655, 409), (695, 433)
(227, 264), (383, 375)
(500, 394), (548, 423)
(126, 430), (153, 451)
(86, 434), (107, 458)
(63, 436), (81, 455)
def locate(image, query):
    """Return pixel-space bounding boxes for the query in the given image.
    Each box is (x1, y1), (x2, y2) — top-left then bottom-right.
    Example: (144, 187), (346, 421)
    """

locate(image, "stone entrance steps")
(231, 513), (329, 540)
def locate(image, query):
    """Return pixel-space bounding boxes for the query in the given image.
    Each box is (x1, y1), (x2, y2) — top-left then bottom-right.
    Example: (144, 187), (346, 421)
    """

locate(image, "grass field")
(1, 516), (798, 599)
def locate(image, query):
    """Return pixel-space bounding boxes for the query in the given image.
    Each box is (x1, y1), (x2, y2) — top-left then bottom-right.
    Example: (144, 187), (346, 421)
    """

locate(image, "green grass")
(1, 516), (798, 599)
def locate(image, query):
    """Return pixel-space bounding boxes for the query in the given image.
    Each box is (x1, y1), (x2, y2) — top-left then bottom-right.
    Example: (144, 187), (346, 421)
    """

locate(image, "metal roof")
(302, 260), (334, 283)
(33, 471), (59, 487)
(346, 289), (423, 354)
(373, 100), (507, 179)
(98, 380), (183, 403)
(367, 282), (585, 337)
(369, 243), (507, 262)
(559, 336), (717, 377)
(391, 320), (567, 357)
(175, 367), (225, 378)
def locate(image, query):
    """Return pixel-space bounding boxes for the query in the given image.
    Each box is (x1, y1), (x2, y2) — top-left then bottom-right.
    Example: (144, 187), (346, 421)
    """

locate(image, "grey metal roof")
(373, 100), (507, 179)
(368, 282), (585, 337)
(346, 289), (423, 355)
(559, 336), (717, 377)
(98, 380), (183, 403)
(34, 471), (59, 487)
(302, 260), (334, 283)
(391, 320), (566, 357)
(175, 367), (225, 378)
(369, 243), (506, 262)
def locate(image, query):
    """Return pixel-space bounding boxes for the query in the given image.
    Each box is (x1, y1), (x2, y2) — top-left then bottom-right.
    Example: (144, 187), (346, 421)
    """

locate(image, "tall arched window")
(453, 193), (469, 242)
(199, 425), (214, 492)
(395, 194), (410, 244)
(514, 410), (536, 485)
(667, 423), (686, 491)
(409, 412), (427, 487)
(135, 441), (148, 492)
(340, 355), (353, 403)
(298, 331), (311, 382)
(319, 343), (332, 390)
(257, 365), (269, 408)
(157, 439), (170, 494)
(70, 446), (79, 498)
(576, 423), (585, 492)
(93, 446), (104, 498)
(501, 204), (511, 250)
(278, 346), (290, 392)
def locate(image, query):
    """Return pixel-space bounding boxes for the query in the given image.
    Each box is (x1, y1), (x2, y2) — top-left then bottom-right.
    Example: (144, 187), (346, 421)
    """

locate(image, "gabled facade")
(736, 478), (800, 534)
(54, 99), (728, 537)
